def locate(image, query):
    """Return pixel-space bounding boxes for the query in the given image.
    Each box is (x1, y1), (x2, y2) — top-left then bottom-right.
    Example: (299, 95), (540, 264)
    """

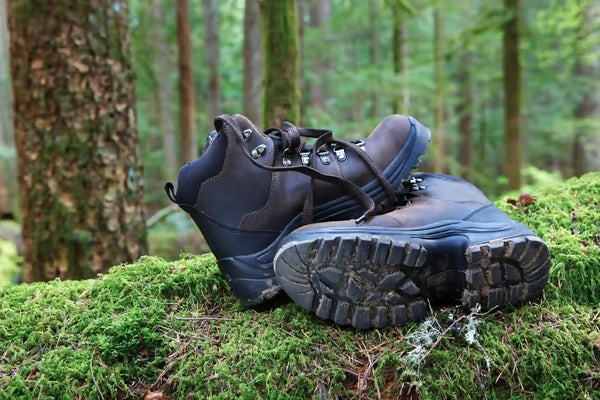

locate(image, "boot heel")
(462, 236), (551, 310)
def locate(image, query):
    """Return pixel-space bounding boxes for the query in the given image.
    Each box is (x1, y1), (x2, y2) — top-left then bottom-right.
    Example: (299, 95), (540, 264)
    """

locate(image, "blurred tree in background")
(0, 0), (598, 270)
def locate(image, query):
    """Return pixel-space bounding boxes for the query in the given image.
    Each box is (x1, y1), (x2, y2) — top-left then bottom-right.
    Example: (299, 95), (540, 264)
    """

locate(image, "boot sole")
(274, 224), (550, 329)
(218, 118), (432, 306)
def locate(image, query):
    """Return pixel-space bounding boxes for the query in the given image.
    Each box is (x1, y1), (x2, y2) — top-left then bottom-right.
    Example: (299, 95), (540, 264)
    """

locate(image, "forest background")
(0, 0), (599, 275)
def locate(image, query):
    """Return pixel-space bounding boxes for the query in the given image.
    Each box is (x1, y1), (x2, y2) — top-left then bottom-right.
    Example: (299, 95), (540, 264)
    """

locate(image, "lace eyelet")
(242, 129), (252, 140)
(300, 151), (310, 166)
(318, 150), (331, 165)
(251, 144), (267, 159)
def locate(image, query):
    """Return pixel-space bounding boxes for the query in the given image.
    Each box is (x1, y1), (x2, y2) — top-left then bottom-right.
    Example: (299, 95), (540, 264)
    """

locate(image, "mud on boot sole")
(461, 235), (551, 311)
(275, 233), (551, 329)
(274, 237), (429, 329)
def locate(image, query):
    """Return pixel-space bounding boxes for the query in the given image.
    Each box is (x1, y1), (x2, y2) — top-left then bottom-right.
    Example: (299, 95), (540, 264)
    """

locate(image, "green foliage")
(0, 173), (599, 399)
(0, 238), (19, 285)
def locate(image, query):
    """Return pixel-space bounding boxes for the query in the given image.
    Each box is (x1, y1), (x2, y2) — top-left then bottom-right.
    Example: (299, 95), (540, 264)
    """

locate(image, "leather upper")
(174, 114), (416, 232)
(288, 173), (509, 233)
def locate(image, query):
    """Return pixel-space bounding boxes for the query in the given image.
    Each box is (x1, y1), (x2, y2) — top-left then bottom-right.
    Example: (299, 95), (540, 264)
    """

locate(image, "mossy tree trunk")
(573, 2), (600, 176)
(503, 0), (523, 190)
(391, 2), (409, 114)
(308, 0), (331, 112)
(260, 0), (300, 127)
(8, 0), (147, 282)
(457, 50), (474, 181)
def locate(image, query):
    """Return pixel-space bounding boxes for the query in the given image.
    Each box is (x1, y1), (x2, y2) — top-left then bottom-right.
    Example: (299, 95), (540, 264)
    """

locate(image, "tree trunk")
(457, 51), (474, 181)
(0, 0), (14, 215)
(573, 2), (600, 176)
(7, 0), (147, 282)
(297, 0), (307, 124)
(433, 9), (447, 174)
(204, 0), (221, 129)
(392, 3), (409, 114)
(503, 0), (522, 190)
(308, 0), (331, 112)
(243, 0), (262, 125)
(260, 0), (301, 127)
(153, 0), (178, 179)
(370, 0), (380, 119)
(177, 0), (197, 163)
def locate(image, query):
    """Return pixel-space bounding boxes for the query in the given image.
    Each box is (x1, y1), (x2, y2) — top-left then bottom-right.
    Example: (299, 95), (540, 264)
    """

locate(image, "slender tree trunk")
(177, 0), (197, 163)
(243, 0), (262, 124)
(153, 0), (178, 179)
(370, 0), (380, 119)
(573, 2), (600, 175)
(503, 0), (522, 189)
(297, 0), (306, 123)
(392, 4), (409, 114)
(8, 0), (147, 282)
(308, 0), (331, 112)
(457, 51), (474, 180)
(204, 0), (221, 128)
(261, 0), (301, 127)
(433, 9), (447, 174)
(0, 0), (14, 215)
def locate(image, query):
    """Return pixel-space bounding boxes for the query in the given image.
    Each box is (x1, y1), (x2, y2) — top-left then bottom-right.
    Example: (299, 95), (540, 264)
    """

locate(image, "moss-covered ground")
(1, 173), (599, 399)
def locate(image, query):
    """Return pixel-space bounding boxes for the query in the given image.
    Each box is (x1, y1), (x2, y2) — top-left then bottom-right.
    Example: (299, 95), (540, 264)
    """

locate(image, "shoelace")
(222, 115), (398, 225)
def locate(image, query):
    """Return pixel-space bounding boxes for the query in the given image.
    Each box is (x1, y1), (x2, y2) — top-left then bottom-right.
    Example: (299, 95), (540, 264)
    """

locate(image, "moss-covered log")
(8, 0), (147, 282)
(0, 174), (599, 398)
(260, 0), (301, 127)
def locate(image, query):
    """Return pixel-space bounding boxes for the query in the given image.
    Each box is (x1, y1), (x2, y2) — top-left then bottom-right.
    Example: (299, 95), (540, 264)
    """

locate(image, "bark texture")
(457, 51), (474, 180)
(308, 0), (331, 111)
(433, 9), (447, 174)
(573, 2), (600, 176)
(153, 0), (178, 179)
(204, 0), (221, 128)
(0, 0), (15, 215)
(8, 0), (147, 282)
(261, 0), (301, 127)
(392, 3), (409, 114)
(176, 0), (197, 163)
(503, 0), (523, 189)
(243, 0), (262, 124)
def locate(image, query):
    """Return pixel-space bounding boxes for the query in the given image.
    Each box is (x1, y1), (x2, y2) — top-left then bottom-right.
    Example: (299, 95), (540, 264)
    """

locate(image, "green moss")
(0, 174), (599, 399)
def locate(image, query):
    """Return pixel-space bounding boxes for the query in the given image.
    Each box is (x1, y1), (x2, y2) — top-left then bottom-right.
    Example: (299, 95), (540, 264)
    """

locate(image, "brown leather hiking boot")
(274, 173), (551, 329)
(165, 114), (431, 306)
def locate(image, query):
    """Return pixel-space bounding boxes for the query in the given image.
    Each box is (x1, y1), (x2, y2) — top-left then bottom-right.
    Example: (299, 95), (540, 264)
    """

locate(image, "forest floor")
(0, 173), (599, 400)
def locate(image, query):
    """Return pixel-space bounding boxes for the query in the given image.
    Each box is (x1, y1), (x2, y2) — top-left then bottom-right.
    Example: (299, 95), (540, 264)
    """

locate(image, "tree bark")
(457, 51), (474, 181)
(503, 0), (523, 190)
(0, 0), (14, 215)
(260, 0), (301, 127)
(573, 2), (600, 176)
(308, 0), (331, 112)
(8, 0), (147, 282)
(392, 3), (409, 114)
(243, 0), (262, 124)
(433, 9), (447, 174)
(370, 0), (380, 119)
(177, 0), (198, 163)
(204, 0), (221, 129)
(153, 0), (178, 179)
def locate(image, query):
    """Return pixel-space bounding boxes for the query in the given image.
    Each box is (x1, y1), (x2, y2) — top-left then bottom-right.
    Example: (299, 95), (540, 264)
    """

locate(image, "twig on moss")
(90, 351), (105, 400)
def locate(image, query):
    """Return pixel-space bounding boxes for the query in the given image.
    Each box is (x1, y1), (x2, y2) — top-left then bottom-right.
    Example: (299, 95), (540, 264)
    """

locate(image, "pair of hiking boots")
(165, 114), (550, 329)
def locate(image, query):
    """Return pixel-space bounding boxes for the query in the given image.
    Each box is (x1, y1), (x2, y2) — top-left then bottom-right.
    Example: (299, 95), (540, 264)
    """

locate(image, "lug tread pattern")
(462, 236), (551, 311)
(275, 236), (428, 329)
